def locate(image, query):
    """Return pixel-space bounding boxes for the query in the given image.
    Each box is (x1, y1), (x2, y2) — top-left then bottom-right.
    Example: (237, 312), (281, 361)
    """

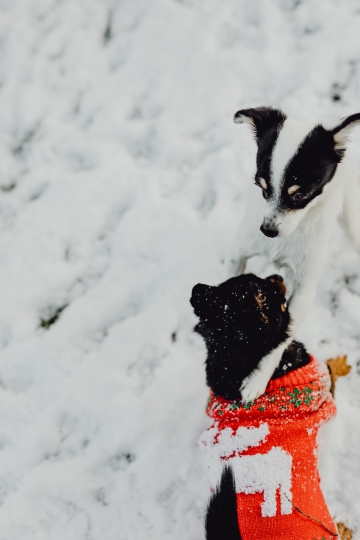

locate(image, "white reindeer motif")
(200, 423), (293, 517)
(230, 446), (292, 517)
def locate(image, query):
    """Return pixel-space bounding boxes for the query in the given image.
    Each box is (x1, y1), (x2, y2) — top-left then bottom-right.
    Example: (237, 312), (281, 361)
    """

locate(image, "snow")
(0, 0), (360, 538)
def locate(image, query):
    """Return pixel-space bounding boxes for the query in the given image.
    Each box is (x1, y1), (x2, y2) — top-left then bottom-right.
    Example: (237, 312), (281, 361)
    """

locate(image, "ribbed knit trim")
(207, 356), (334, 423)
(266, 355), (329, 391)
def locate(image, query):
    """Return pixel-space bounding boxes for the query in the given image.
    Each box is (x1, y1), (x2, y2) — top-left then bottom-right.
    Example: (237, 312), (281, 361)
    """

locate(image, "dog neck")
(205, 339), (310, 401)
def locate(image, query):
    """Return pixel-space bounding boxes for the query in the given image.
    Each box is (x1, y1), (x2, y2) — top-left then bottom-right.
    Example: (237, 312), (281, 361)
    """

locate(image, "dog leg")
(240, 273), (320, 402)
(240, 342), (290, 402)
(226, 210), (261, 277)
(226, 232), (256, 277)
(227, 253), (249, 277)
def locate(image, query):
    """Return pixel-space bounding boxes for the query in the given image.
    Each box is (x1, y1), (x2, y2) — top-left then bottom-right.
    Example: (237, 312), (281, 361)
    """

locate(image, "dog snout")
(260, 223), (278, 238)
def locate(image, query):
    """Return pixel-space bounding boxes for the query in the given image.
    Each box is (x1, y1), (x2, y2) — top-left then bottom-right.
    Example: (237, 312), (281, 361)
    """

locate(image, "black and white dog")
(191, 273), (308, 400)
(190, 273), (310, 540)
(227, 107), (360, 402)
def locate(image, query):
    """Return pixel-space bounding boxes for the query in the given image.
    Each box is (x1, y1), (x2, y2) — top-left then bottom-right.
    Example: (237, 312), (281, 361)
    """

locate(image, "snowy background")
(1, 0), (360, 538)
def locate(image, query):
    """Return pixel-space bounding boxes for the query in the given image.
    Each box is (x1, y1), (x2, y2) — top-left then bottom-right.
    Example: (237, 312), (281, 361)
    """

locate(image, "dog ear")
(330, 113), (360, 151)
(190, 283), (218, 318)
(233, 107), (286, 140)
(329, 109), (360, 152)
(266, 274), (286, 296)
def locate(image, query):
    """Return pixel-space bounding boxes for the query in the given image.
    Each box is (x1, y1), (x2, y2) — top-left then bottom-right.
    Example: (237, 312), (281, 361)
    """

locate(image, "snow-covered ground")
(0, 0), (360, 538)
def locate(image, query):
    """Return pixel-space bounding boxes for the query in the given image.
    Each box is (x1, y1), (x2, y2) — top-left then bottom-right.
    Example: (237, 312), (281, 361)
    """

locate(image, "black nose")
(260, 224), (278, 238)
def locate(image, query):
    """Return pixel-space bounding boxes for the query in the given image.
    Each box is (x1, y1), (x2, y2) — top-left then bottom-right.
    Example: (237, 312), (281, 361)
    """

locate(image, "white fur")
(259, 177), (267, 190)
(287, 184), (300, 195)
(227, 116), (360, 402)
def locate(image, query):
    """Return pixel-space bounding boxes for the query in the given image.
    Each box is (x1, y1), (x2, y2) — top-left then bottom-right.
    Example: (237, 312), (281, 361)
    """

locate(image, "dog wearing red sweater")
(190, 274), (338, 540)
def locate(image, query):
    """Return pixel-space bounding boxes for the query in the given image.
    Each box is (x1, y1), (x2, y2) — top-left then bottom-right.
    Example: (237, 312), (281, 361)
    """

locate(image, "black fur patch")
(271, 340), (310, 379)
(205, 466), (242, 540)
(280, 125), (343, 210)
(234, 107), (286, 200)
(331, 112), (360, 135)
(191, 274), (292, 400)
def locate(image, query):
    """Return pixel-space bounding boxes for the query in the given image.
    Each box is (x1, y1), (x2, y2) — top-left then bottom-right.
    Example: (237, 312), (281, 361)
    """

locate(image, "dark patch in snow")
(95, 487), (108, 506)
(331, 83), (343, 102)
(73, 92), (83, 116)
(330, 292), (339, 314)
(129, 107), (143, 120)
(279, 0), (302, 11)
(64, 246), (72, 261)
(171, 331), (177, 342)
(40, 304), (68, 329)
(92, 328), (108, 343)
(198, 185), (216, 217)
(130, 128), (159, 161)
(103, 11), (112, 45)
(343, 274), (360, 297)
(12, 123), (41, 156)
(0, 182), (16, 192)
(331, 60), (359, 103)
(109, 452), (135, 472)
(174, 0), (194, 6)
(29, 183), (48, 201)
(69, 152), (96, 172)
(303, 26), (319, 35)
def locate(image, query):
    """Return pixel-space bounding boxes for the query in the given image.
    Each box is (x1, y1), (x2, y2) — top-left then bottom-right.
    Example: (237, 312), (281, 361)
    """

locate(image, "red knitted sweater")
(200, 356), (337, 540)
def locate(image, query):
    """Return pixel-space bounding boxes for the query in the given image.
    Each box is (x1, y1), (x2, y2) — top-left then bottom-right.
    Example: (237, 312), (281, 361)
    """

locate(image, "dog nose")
(260, 224), (278, 238)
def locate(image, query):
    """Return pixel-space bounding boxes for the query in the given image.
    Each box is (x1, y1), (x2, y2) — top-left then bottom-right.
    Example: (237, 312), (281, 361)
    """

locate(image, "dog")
(191, 273), (308, 400)
(190, 273), (338, 539)
(227, 106), (360, 403)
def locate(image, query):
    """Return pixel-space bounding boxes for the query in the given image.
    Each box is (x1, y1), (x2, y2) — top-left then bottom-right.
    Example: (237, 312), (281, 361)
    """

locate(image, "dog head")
(234, 106), (360, 237)
(190, 273), (290, 399)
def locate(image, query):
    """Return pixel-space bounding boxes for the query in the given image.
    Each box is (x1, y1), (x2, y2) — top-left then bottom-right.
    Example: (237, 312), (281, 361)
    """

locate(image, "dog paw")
(225, 257), (238, 278)
(240, 368), (271, 403)
(240, 346), (286, 403)
(225, 256), (246, 278)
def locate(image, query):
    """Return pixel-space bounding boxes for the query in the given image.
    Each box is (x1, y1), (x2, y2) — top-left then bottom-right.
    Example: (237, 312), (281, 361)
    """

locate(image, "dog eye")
(254, 179), (270, 199)
(292, 192), (308, 201)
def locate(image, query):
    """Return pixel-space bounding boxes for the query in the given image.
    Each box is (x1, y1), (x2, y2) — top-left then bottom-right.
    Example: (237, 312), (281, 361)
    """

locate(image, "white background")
(0, 0), (359, 538)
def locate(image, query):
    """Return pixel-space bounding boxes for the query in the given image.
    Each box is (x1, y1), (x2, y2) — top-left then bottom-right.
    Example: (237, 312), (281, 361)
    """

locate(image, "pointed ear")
(233, 107), (286, 140)
(266, 274), (286, 296)
(330, 113), (360, 150)
(190, 283), (217, 318)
